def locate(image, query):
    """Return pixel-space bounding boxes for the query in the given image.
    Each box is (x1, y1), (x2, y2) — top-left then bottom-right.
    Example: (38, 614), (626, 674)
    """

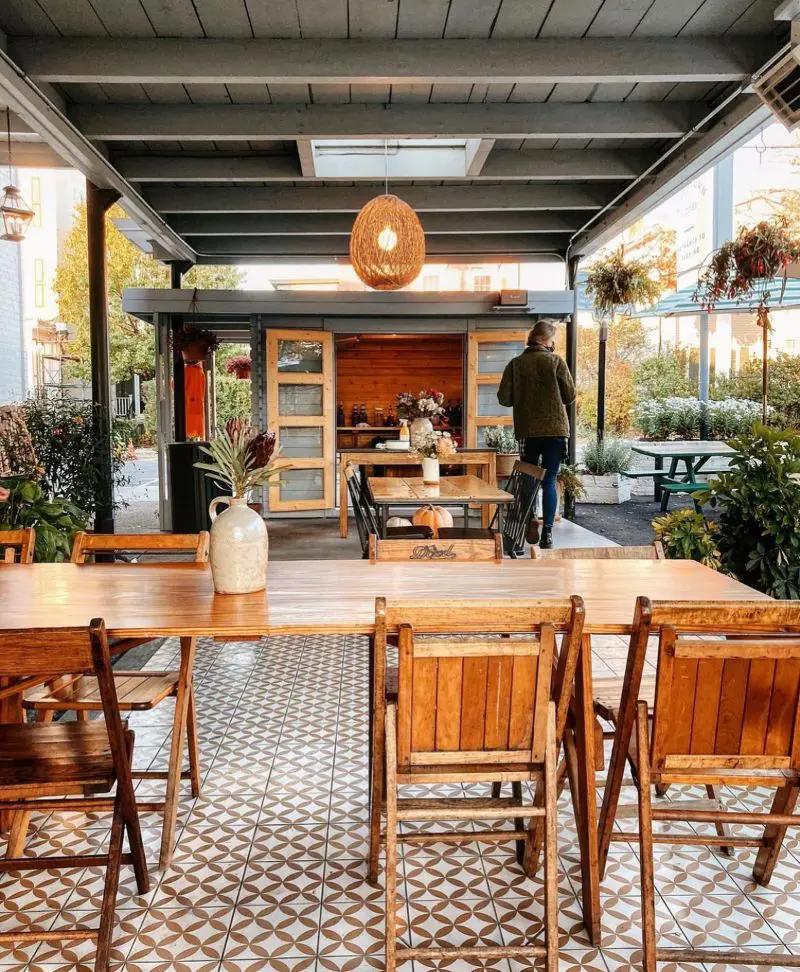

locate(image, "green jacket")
(497, 345), (575, 439)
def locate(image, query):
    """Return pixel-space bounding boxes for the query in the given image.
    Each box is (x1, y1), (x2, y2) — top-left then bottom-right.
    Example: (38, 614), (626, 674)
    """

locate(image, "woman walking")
(497, 319), (575, 549)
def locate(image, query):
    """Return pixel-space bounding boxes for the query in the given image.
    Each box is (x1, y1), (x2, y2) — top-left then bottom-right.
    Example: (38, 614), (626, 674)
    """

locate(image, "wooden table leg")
(339, 456), (349, 538)
(482, 457), (496, 529)
(0, 677), (23, 834)
(572, 634), (602, 945)
(159, 635), (197, 869)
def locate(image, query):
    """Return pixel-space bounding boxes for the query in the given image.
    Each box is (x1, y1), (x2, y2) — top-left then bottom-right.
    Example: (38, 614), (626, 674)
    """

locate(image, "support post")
(169, 261), (193, 442)
(565, 256), (579, 520)
(699, 311), (710, 439)
(705, 154), (734, 434)
(597, 318), (608, 443)
(86, 180), (120, 534)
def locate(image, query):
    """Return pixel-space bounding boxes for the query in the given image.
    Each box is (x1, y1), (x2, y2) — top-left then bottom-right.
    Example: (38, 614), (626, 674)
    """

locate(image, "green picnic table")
(628, 441), (737, 512)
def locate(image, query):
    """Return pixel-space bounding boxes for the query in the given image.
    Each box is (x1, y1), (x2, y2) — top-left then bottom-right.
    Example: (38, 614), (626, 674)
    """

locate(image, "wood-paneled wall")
(335, 334), (464, 423)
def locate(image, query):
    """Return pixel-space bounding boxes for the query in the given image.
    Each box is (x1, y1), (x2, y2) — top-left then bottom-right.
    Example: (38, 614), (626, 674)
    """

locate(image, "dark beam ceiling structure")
(0, 0), (785, 265)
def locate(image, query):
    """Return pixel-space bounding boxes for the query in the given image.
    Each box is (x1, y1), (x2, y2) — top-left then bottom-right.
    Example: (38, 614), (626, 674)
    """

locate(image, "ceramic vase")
(410, 416), (434, 447)
(208, 495), (268, 594)
(422, 457), (440, 485)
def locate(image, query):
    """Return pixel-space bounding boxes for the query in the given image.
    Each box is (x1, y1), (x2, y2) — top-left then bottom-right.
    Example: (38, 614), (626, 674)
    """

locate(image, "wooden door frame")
(466, 330), (526, 448)
(266, 328), (335, 513)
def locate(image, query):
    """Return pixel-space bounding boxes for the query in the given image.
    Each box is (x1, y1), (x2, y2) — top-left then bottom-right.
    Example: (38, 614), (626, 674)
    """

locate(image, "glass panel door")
(266, 329), (334, 512)
(466, 331), (526, 447)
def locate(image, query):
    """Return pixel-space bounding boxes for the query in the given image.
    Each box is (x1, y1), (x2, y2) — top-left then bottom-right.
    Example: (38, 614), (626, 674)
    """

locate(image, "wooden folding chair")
(0, 527), (36, 563)
(23, 531), (209, 869)
(0, 620), (148, 972)
(368, 532), (503, 563)
(532, 542), (665, 561)
(369, 597), (585, 971)
(600, 600), (800, 970)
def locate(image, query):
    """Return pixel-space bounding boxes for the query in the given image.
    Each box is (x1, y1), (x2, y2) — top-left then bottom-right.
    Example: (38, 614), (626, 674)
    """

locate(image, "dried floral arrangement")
(410, 430), (458, 461)
(195, 419), (281, 498)
(396, 388), (446, 420)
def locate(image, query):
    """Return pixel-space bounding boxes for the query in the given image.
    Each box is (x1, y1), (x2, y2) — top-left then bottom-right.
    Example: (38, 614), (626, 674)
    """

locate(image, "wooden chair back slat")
(650, 604), (800, 777)
(369, 533), (503, 563)
(0, 528), (36, 563)
(0, 627), (96, 676)
(383, 598), (581, 633)
(396, 613), (557, 769)
(71, 531), (210, 563)
(532, 542), (664, 560)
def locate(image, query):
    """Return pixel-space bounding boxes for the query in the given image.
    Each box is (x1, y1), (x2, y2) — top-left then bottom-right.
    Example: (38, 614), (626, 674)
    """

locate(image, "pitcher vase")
(208, 495), (268, 594)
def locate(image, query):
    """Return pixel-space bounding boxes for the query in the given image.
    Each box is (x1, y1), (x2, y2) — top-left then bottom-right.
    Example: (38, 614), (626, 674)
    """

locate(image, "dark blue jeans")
(522, 436), (565, 528)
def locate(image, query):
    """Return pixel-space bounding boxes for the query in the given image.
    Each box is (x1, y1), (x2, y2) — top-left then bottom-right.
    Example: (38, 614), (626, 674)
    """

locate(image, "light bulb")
(377, 225), (397, 251)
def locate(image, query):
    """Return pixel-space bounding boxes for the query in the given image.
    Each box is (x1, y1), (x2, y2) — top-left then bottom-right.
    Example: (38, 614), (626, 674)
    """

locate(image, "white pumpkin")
(386, 516), (413, 529)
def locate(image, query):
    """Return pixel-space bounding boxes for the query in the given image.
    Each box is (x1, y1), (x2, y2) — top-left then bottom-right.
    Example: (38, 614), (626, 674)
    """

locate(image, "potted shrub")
(225, 354), (252, 380)
(0, 475), (88, 561)
(556, 464), (585, 520)
(483, 426), (519, 479)
(579, 438), (632, 504)
(171, 323), (220, 364)
(652, 508), (721, 569)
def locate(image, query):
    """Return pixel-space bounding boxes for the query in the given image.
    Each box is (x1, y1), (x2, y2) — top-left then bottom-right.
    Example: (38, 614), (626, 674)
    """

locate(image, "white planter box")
(579, 473), (631, 505)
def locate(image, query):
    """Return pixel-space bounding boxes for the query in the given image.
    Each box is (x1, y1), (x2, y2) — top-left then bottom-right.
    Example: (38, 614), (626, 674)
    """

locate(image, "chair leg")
(6, 810), (32, 858)
(186, 683), (201, 799)
(384, 705), (399, 972)
(706, 784), (733, 857)
(368, 716), (385, 887)
(491, 781), (502, 799)
(95, 795), (125, 972)
(753, 783), (800, 886)
(636, 702), (657, 972)
(121, 731), (150, 895)
(512, 780), (525, 866)
(543, 702), (559, 972)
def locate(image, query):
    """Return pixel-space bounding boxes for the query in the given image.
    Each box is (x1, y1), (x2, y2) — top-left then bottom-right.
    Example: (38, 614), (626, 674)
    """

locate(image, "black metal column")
(169, 261), (192, 442)
(566, 256), (579, 467)
(87, 181), (121, 533)
(596, 319), (608, 442)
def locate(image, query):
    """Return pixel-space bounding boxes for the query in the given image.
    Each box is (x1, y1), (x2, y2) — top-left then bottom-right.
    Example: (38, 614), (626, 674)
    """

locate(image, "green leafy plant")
(581, 438), (631, 476)
(634, 353), (694, 401)
(585, 246), (663, 316)
(632, 397), (762, 441)
(652, 508), (722, 570)
(0, 476), (88, 562)
(557, 464), (585, 503)
(0, 397), (129, 518)
(482, 426), (518, 453)
(714, 352), (800, 429)
(704, 426), (800, 599)
(195, 419), (283, 498)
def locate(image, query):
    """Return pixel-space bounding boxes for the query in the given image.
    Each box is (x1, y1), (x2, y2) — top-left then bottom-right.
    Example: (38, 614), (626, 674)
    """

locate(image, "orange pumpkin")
(412, 504), (453, 539)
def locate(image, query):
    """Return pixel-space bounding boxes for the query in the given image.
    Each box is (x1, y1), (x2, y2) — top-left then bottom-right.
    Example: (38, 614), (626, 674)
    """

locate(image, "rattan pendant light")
(1, 109), (35, 243)
(349, 142), (425, 290)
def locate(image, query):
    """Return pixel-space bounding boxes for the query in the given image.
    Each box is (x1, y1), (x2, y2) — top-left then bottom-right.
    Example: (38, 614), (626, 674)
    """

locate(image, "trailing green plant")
(482, 426), (518, 453)
(704, 426), (800, 599)
(557, 464), (585, 503)
(652, 508), (722, 570)
(585, 246), (663, 316)
(0, 476), (88, 562)
(0, 396), (128, 518)
(581, 438), (631, 476)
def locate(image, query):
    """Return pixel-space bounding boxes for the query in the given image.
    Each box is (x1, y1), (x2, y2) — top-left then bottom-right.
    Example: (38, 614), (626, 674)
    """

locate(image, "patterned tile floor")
(3, 632), (800, 971)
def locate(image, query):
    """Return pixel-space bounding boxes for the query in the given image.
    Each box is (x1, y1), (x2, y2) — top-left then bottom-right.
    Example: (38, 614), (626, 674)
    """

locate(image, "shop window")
(473, 274), (492, 292)
(34, 259), (46, 308)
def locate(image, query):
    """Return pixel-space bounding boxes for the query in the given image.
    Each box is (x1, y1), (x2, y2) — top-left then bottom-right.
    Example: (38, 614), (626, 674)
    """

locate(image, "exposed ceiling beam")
(6, 140), (69, 167)
(571, 96), (771, 257)
(0, 49), (194, 263)
(190, 233), (567, 257)
(70, 102), (700, 141)
(465, 139), (494, 177)
(169, 211), (585, 236)
(10, 37), (770, 85)
(145, 184), (613, 213)
(296, 140), (315, 178)
(114, 148), (649, 183)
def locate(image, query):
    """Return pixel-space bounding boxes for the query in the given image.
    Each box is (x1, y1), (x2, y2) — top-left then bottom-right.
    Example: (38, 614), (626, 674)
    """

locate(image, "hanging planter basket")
(171, 324), (220, 364)
(225, 354), (253, 380)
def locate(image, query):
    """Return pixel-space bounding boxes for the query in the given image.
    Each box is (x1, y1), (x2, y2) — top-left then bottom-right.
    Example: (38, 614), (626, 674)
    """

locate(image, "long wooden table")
(0, 559), (768, 944)
(338, 448), (497, 537)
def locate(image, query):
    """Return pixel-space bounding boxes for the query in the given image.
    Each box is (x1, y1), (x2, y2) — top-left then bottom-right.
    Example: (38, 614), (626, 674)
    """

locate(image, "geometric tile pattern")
(3, 631), (800, 970)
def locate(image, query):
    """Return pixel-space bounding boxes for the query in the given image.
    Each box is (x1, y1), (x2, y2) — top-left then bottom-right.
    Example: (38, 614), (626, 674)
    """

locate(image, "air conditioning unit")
(754, 44), (800, 130)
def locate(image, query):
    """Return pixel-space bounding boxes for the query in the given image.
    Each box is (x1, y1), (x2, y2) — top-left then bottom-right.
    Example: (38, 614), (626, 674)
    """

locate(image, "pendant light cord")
(384, 138), (389, 196)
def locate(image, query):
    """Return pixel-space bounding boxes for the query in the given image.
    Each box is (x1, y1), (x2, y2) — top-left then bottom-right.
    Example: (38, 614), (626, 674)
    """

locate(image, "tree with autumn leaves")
(54, 203), (243, 385)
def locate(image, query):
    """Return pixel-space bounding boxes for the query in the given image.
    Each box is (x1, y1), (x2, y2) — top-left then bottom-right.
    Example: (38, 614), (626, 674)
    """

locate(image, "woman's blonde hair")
(527, 318), (559, 346)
